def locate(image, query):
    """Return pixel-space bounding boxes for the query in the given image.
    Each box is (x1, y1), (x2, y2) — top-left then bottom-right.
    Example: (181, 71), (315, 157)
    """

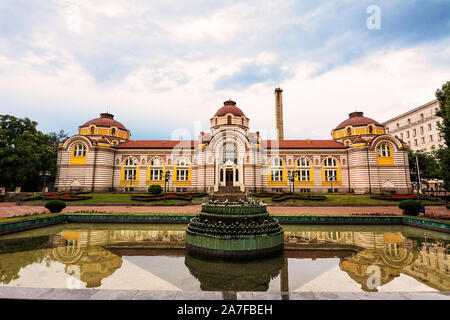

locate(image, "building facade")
(383, 100), (445, 153)
(55, 94), (412, 194)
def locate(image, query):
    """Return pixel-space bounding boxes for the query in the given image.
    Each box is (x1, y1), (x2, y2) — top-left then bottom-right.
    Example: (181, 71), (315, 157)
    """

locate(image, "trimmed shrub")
(399, 200), (421, 216)
(45, 200), (66, 213)
(148, 184), (163, 195)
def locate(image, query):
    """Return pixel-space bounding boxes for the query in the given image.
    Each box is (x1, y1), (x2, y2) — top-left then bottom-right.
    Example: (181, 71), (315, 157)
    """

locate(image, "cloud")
(0, 0), (449, 140)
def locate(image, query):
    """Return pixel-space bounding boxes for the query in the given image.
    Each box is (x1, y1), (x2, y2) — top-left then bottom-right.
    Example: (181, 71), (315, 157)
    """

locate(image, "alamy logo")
(367, 5), (381, 30)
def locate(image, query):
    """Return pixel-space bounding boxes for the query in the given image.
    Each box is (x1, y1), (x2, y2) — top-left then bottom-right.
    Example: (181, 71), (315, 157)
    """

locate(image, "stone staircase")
(210, 186), (247, 202)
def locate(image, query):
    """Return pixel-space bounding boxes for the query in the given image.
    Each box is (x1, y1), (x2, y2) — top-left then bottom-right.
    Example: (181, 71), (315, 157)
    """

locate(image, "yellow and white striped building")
(55, 97), (412, 194)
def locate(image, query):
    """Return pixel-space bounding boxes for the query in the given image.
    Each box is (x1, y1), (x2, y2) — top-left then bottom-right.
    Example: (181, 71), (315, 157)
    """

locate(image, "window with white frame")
(149, 157), (164, 181)
(323, 157), (338, 182)
(270, 157), (284, 182)
(175, 158), (189, 181)
(73, 143), (86, 157)
(377, 143), (392, 157)
(296, 157), (311, 181)
(123, 157), (137, 181)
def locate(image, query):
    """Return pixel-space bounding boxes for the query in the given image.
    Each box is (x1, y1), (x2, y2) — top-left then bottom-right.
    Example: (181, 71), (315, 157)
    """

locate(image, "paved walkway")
(1, 202), (449, 219)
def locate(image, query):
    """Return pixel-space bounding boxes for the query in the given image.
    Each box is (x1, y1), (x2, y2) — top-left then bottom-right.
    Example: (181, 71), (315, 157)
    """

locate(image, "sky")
(0, 0), (449, 140)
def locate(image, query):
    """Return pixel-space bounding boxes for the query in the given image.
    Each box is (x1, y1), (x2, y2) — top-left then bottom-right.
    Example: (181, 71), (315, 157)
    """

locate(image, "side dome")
(335, 112), (381, 130)
(81, 113), (127, 131)
(214, 100), (245, 117)
(78, 112), (130, 142)
(332, 111), (385, 143)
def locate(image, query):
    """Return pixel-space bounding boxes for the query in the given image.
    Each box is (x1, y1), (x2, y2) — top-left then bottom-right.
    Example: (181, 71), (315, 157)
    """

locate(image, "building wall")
(384, 100), (445, 152)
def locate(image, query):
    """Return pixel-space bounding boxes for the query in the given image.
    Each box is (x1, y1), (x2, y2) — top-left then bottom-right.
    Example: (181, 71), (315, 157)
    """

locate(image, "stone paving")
(0, 202), (449, 219)
(0, 287), (448, 300)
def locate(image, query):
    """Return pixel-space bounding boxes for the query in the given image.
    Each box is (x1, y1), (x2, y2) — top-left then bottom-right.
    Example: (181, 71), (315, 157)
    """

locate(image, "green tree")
(0, 115), (67, 191)
(408, 149), (441, 191)
(435, 81), (450, 190)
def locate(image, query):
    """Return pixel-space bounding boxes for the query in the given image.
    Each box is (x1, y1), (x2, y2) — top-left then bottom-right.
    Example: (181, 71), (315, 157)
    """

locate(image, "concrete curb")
(0, 287), (448, 300)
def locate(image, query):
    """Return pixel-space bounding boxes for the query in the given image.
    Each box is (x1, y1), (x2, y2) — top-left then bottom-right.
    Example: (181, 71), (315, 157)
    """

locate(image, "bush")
(148, 184), (163, 195)
(45, 200), (66, 213)
(399, 200), (422, 216)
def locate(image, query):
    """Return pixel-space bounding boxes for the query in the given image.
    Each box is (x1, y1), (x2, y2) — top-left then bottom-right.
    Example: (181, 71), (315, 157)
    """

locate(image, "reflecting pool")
(0, 224), (448, 292)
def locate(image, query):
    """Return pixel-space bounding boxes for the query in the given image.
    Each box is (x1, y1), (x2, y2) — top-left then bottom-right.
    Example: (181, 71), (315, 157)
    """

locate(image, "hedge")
(271, 194), (327, 201)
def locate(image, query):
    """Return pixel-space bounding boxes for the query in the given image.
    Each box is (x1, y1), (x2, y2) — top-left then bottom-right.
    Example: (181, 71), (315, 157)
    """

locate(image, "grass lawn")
(252, 194), (445, 205)
(24, 193), (207, 205)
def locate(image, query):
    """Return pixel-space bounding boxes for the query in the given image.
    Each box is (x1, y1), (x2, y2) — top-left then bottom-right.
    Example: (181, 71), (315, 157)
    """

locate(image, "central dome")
(214, 99), (246, 117)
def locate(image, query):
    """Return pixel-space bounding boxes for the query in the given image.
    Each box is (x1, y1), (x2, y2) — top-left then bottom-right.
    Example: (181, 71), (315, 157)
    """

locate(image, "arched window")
(296, 157), (311, 182)
(175, 157), (190, 181)
(377, 143), (391, 157)
(269, 157), (284, 182)
(89, 126), (95, 134)
(73, 143), (86, 157)
(111, 128), (116, 136)
(149, 157), (164, 181)
(346, 127), (352, 136)
(368, 125), (374, 134)
(241, 117), (244, 125)
(323, 157), (339, 182)
(227, 115), (232, 125)
(377, 142), (394, 165)
(221, 143), (238, 164)
(123, 157), (138, 181)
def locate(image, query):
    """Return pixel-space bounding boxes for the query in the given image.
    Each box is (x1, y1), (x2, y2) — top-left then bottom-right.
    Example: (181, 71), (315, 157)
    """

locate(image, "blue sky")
(0, 0), (449, 140)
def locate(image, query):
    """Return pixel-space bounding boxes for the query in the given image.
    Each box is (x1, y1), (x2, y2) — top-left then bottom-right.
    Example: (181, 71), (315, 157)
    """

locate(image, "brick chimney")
(274, 88), (284, 140)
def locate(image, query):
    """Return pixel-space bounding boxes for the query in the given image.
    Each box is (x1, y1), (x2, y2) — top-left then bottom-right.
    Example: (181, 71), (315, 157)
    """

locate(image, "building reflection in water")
(0, 227), (448, 291)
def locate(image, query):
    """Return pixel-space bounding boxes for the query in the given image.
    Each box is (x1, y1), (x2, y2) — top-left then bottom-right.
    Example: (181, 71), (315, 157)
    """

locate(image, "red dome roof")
(80, 113), (127, 131)
(214, 100), (245, 117)
(335, 112), (382, 130)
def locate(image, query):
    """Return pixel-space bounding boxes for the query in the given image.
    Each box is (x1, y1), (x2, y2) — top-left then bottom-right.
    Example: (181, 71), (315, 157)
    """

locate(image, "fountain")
(185, 196), (284, 259)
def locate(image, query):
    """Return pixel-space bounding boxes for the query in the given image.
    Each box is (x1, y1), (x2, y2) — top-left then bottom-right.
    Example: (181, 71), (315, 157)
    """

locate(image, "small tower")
(274, 88), (284, 140)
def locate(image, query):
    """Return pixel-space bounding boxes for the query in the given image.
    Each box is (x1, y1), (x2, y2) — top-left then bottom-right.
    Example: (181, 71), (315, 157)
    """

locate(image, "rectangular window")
(429, 135), (433, 142)
(428, 123), (432, 131)
(176, 169), (189, 181)
(124, 169), (136, 181)
(407, 131), (410, 138)
(420, 126), (424, 134)
(297, 169), (310, 181)
(150, 169), (163, 181)
(421, 137), (425, 144)
(414, 139), (418, 146)
(413, 129), (416, 137)
(407, 141), (410, 147)
(325, 170), (337, 181)
(400, 133), (403, 139)
(271, 169), (283, 181)
(300, 189), (310, 193)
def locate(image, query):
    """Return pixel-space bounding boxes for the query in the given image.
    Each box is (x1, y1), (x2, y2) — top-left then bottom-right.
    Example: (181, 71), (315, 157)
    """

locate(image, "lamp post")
(415, 155), (421, 204)
(164, 170), (172, 203)
(39, 171), (51, 203)
(287, 170), (299, 204)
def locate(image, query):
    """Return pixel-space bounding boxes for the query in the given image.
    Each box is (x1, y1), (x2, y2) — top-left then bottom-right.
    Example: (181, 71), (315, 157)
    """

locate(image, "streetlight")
(39, 171), (51, 203)
(164, 170), (172, 203)
(287, 170), (299, 204)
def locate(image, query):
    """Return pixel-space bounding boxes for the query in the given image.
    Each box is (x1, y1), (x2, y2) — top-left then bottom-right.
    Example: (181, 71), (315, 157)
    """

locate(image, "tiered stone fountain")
(185, 196), (284, 259)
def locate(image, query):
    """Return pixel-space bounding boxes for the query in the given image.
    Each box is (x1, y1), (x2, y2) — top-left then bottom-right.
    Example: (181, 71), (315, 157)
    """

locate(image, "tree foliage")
(0, 115), (68, 191)
(408, 149), (441, 187)
(435, 81), (450, 190)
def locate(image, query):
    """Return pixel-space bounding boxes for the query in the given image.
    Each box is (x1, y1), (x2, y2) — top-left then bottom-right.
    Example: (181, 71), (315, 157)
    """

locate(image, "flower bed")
(371, 194), (440, 201)
(22, 192), (92, 201)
